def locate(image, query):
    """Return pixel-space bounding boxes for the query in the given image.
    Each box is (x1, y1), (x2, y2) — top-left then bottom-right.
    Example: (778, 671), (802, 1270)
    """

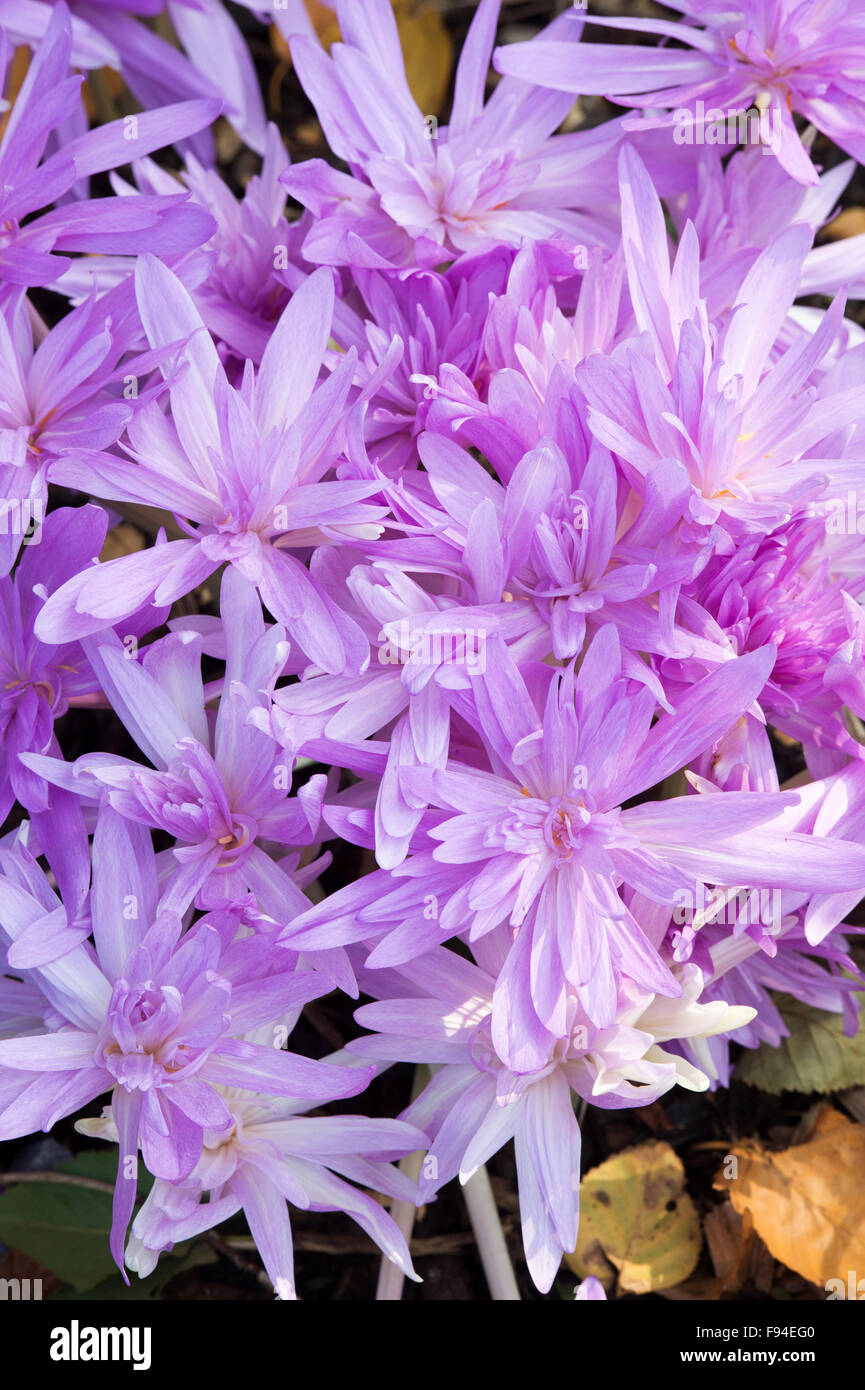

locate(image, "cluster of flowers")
(3, 0), (865, 1299)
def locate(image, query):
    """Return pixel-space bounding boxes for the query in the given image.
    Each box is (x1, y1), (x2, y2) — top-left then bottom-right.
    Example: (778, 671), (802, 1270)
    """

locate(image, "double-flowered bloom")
(0, 802), (374, 1274)
(3, 0), (865, 1299)
(495, 0), (865, 184)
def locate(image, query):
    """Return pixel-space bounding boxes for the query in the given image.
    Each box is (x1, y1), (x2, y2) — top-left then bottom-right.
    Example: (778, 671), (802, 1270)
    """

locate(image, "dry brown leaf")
(81, 66), (127, 123)
(714, 1105), (865, 1290)
(657, 1274), (724, 1300)
(214, 119), (244, 165)
(704, 1202), (754, 1294)
(640, 1100), (674, 1134)
(824, 207), (865, 240)
(750, 1230), (776, 1294)
(0, 47), (31, 141)
(274, 2), (453, 116)
(566, 1140), (701, 1294)
(270, 2), (338, 63)
(303, 0), (341, 48)
(99, 523), (145, 564)
(395, 0), (454, 118)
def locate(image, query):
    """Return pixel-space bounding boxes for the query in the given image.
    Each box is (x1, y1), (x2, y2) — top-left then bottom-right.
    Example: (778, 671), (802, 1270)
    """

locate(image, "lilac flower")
(281, 0), (629, 270)
(375, 434), (678, 668)
(667, 514), (865, 768)
(83, 1041), (424, 1298)
(7, 0), (865, 1302)
(622, 759), (865, 1082)
(0, 0), (266, 158)
(258, 552), (502, 870)
(418, 237), (627, 473)
(494, 0), (865, 184)
(670, 145), (865, 311)
(332, 253), (512, 474)
(0, 804), (372, 1271)
(61, 125), (320, 368)
(348, 943), (753, 1291)
(0, 799), (91, 986)
(154, 126), (316, 368)
(36, 259), (384, 674)
(575, 150), (865, 545)
(0, 285), (178, 574)
(0, 505), (164, 819)
(26, 570), (332, 919)
(0, 6), (218, 296)
(283, 629), (865, 1073)
(575, 1276), (607, 1301)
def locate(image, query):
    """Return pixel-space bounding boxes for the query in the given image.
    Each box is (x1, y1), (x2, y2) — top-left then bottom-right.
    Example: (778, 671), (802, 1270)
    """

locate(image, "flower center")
(543, 796), (592, 860)
(2, 670), (63, 718)
(215, 814), (258, 869)
(494, 782), (598, 863)
(97, 971), (229, 1093)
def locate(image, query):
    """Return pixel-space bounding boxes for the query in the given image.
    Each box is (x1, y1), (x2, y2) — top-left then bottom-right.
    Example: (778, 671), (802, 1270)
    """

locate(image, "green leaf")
(736, 993), (865, 1095)
(47, 1242), (218, 1301)
(0, 1150), (152, 1291)
(55, 1148), (154, 1196)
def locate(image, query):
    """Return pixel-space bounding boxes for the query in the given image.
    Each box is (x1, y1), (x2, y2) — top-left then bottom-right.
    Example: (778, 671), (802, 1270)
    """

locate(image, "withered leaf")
(566, 1140), (701, 1294)
(715, 1105), (865, 1290)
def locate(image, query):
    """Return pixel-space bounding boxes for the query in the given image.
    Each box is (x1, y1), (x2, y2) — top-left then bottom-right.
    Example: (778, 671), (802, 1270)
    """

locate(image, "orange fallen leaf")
(715, 1105), (865, 1290)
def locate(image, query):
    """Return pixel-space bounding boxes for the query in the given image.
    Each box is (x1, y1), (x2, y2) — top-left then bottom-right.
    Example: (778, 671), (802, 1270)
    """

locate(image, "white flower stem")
(375, 1147), (425, 1301)
(462, 1166), (521, 1301)
(376, 1065), (428, 1301)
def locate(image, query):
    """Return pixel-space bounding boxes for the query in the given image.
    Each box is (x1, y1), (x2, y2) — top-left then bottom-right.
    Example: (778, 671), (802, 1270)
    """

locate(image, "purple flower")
(348, 943), (752, 1291)
(0, 6), (218, 296)
(86, 1044), (426, 1297)
(418, 236), (627, 472)
(259, 553), (495, 870)
(575, 149), (865, 545)
(5, 0), (865, 1301)
(36, 259), (385, 674)
(62, 125), (320, 368)
(0, 0), (266, 158)
(0, 284), (178, 574)
(0, 505), (164, 818)
(281, 0), (628, 270)
(667, 514), (865, 768)
(333, 253), (513, 474)
(0, 803), (372, 1272)
(283, 629), (865, 1074)
(377, 434), (673, 667)
(670, 145), (865, 310)
(27, 569), (333, 919)
(495, 0), (865, 184)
